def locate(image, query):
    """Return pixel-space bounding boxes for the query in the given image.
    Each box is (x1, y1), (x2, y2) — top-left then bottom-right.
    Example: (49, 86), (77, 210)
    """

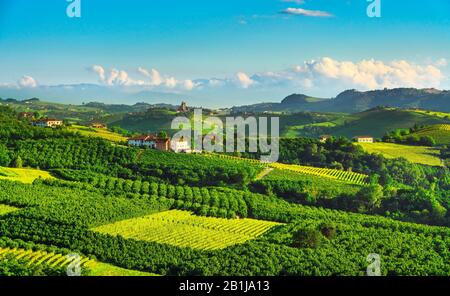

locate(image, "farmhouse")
(18, 112), (35, 119)
(32, 118), (63, 128)
(354, 136), (374, 143)
(90, 123), (107, 129)
(319, 135), (332, 143)
(128, 135), (158, 148)
(171, 136), (191, 153)
(128, 134), (190, 153)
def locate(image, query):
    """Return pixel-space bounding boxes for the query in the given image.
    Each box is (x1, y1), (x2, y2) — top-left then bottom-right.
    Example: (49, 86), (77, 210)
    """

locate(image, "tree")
(291, 228), (324, 249)
(0, 144), (11, 166)
(319, 223), (338, 240)
(13, 156), (23, 168)
(355, 184), (384, 212)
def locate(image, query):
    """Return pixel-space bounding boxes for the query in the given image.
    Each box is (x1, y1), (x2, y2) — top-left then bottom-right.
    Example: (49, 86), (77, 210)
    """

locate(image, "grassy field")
(0, 167), (54, 183)
(93, 210), (282, 250)
(410, 124), (450, 145)
(359, 142), (443, 166)
(0, 204), (19, 216)
(87, 262), (157, 276)
(67, 125), (128, 143)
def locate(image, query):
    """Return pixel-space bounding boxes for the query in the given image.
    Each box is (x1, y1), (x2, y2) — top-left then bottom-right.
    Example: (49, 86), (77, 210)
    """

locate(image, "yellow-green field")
(0, 167), (54, 183)
(87, 262), (157, 276)
(68, 125), (127, 143)
(358, 143), (443, 167)
(93, 210), (282, 250)
(409, 109), (450, 119)
(0, 204), (19, 216)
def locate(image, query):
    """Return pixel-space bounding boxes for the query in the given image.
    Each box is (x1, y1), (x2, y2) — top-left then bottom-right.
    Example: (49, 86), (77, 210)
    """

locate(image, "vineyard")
(0, 247), (95, 271)
(269, 163), (369, 185)
(206, 153), (369, 185)
(93, 210), (282, 250)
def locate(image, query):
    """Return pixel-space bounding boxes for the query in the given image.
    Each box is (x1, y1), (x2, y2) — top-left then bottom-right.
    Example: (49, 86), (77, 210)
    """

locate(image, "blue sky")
(0, 0), (449, 106)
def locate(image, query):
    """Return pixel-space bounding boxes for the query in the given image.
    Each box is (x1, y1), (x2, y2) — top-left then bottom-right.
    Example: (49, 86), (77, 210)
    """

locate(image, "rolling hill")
(282, 107), (450, 139)
(232, 88), (450, 114)
(409, 124), (450, 145)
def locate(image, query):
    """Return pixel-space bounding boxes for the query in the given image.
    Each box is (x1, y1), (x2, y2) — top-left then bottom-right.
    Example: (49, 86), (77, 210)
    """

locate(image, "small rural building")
(128, 135), (158, 148)
(319, 135), (332, 143)
(32, 118), (63, 128)
(156, 138), (170, 151)
(354, 136), (374, 143)
(90, 123), (107, 129)
(128, 134), (191, 153)
(171, 136), (191, 153)
(18, 112), (35, 119)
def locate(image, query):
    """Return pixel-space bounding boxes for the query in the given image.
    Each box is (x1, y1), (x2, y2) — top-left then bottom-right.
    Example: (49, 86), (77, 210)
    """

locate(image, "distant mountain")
(232, 88), (450, 113)
(0, 83), (186, 105)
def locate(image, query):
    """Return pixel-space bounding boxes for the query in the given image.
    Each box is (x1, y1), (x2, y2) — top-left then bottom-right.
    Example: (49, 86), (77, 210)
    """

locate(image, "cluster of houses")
(319, 135), (374, 143)
(127, 135), (191, 153)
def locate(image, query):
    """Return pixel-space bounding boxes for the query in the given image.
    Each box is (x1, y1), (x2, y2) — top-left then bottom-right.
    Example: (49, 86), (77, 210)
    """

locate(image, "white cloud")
(292, 57), (445, 90)
(92, 65), (106, 82)
(281, 7), (333, 17)
(236, 72), (255, 88)
(435, 58), (448, 67)
(184, 80), (195, 90)
(138, 67), (163, 86)
(86, 59), (446, 95)
(18, 75), (37, 88)
(165, 77), (178, 88)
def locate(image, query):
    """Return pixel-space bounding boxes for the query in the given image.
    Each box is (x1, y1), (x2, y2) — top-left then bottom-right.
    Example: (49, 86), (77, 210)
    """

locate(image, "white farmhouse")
(127, 135), (157, 148)
(32, 118), (63, 128)
(354, 136), (374, 143)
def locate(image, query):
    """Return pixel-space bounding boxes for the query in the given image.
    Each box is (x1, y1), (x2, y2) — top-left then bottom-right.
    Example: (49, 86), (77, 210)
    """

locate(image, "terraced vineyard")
(269, 163), (369, 185)
(0, 247), (95, 271)
(207, 153), (369, 185)
(93, 210), (283, 250)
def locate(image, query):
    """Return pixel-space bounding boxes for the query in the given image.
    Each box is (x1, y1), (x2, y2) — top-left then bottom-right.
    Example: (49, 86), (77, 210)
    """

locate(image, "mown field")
(0, 167), (54, 183)
(358, 143), (443, 167)
(67, 125), (128, 143)
(0, 204), (18, 216)
(93, 210), (282, 250)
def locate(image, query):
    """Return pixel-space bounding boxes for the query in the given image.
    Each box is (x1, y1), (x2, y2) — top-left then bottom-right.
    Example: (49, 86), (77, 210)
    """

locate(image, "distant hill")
(232, 88), (450, 113)
(282, 107), (450, 139)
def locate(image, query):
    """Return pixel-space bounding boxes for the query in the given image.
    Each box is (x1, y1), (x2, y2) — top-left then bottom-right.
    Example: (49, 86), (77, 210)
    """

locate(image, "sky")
(0, 0), (449, 107)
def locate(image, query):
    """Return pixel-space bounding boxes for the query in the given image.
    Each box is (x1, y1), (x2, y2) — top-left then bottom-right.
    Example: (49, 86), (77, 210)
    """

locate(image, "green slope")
(410, 124), (450, 145)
